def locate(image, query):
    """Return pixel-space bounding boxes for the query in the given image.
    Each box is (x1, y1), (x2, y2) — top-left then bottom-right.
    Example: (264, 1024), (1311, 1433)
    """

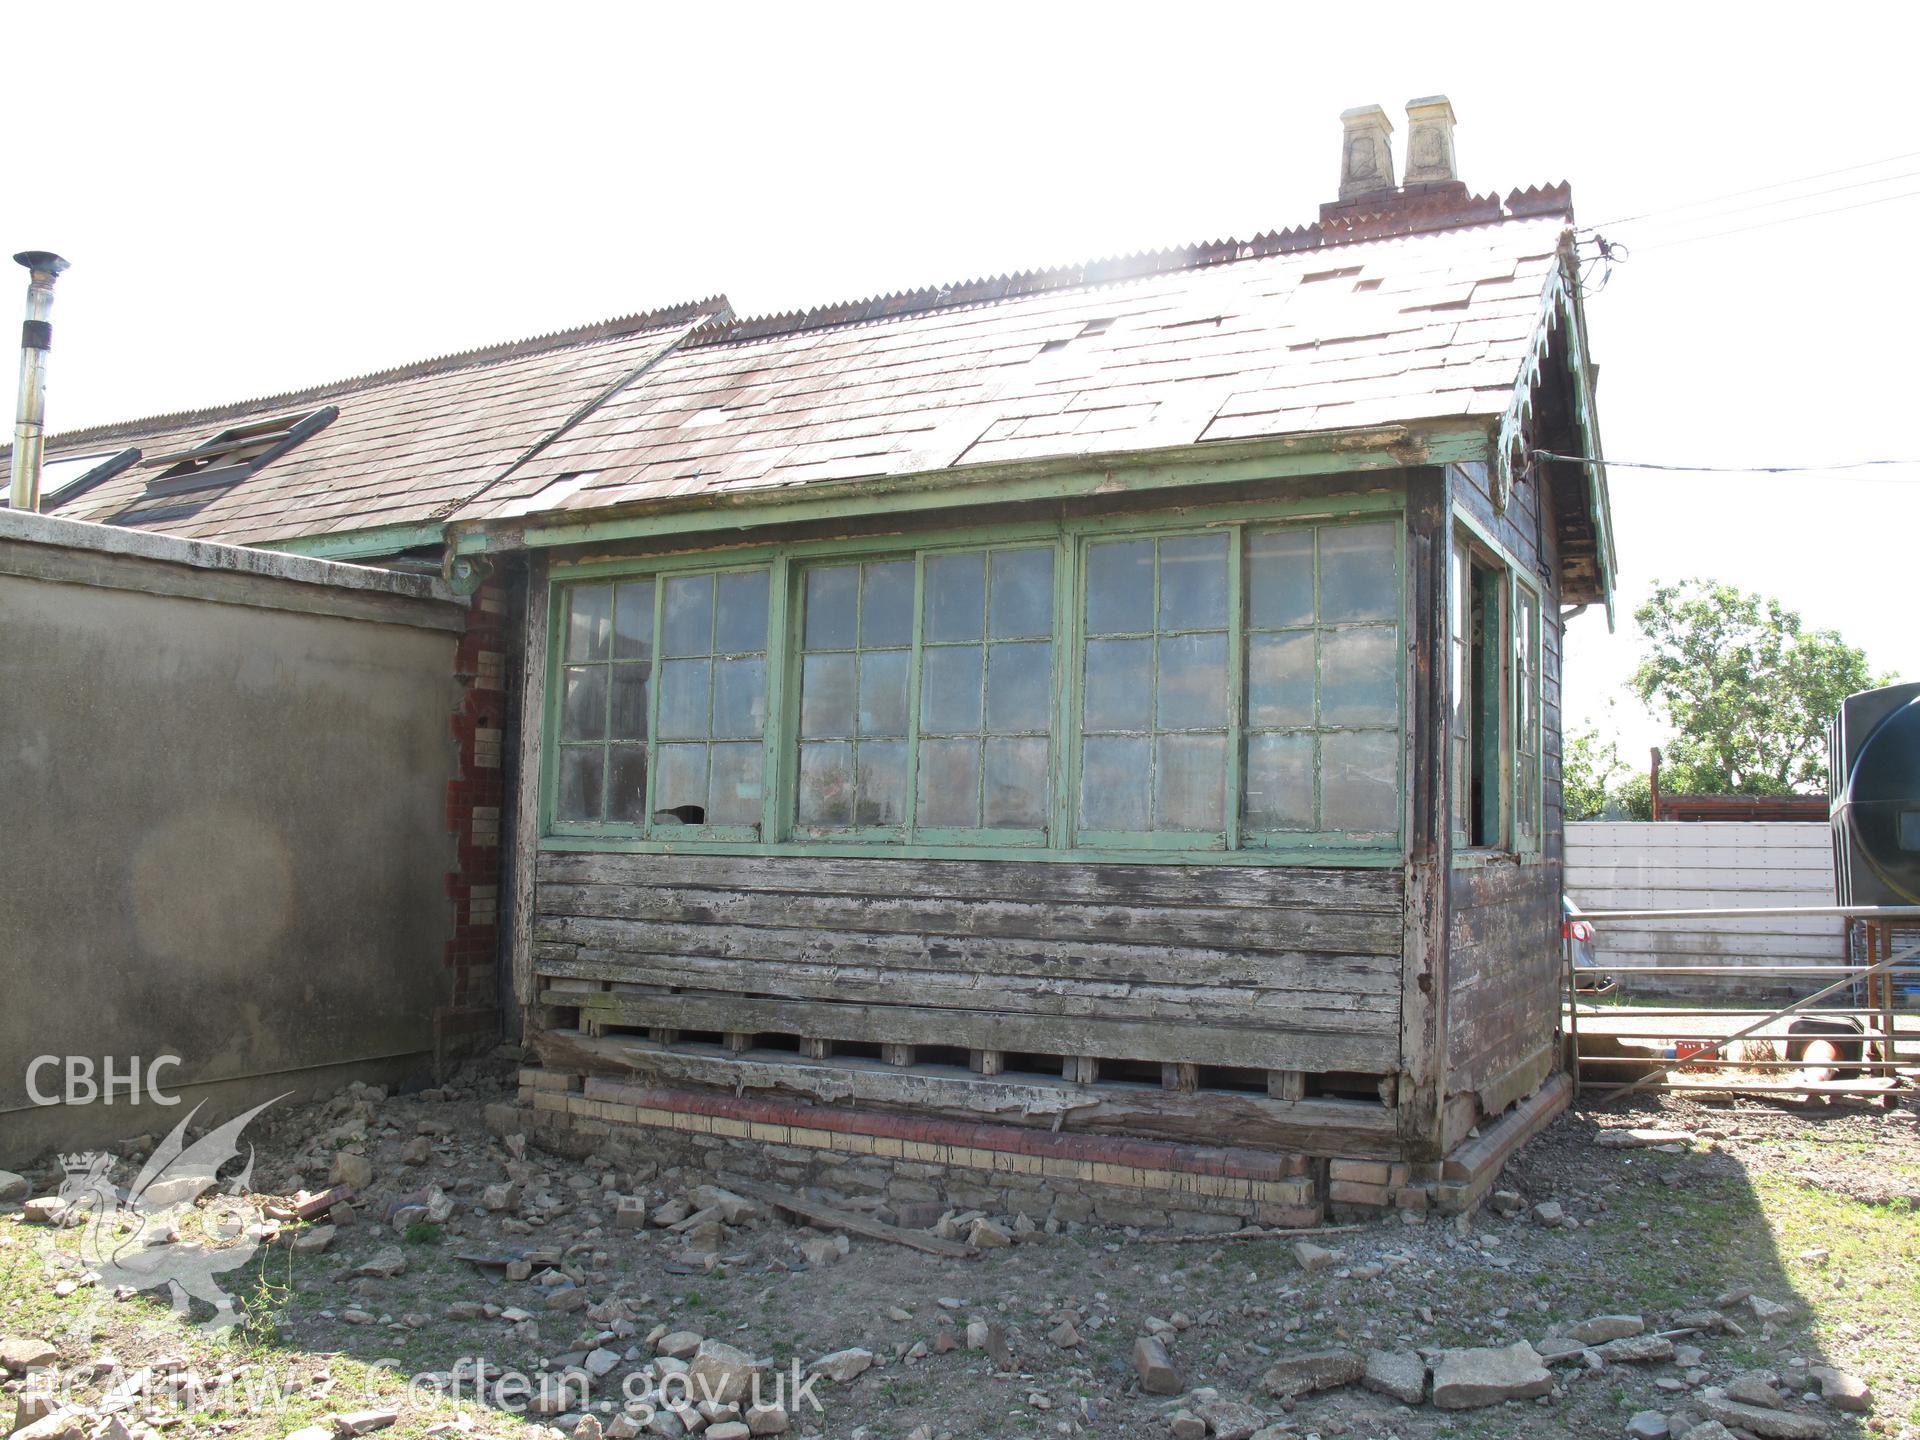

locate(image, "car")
(1563, 895), (1618, 995)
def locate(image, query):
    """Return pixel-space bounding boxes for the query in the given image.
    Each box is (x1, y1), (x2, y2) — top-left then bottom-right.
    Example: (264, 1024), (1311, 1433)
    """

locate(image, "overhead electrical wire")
(1580, 148), (1920, 230)
(1617, 186), (1920, 252)
(1535, 451), (1920, 479)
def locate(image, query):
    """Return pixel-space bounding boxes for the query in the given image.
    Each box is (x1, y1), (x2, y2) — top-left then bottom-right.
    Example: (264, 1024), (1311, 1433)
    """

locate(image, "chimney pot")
(1337, 104), (1396, 201)
(1403, 95), (1459, 186)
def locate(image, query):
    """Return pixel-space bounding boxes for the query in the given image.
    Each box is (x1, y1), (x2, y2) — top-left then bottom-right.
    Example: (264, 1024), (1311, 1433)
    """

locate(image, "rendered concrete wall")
(0, 512), (468, 1164)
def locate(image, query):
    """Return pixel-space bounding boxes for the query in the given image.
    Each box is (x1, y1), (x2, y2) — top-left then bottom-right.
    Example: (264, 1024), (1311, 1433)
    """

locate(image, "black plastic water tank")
(1831, 682), (1920, 904)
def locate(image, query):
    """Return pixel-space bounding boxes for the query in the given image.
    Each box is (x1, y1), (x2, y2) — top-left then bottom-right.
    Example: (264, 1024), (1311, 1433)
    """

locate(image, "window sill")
(538, 833), (1405, 867)
(1450, 847), (1547, 869)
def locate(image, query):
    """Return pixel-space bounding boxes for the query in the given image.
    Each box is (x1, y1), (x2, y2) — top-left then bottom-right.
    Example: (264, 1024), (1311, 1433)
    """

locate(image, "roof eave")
(448, 420), (1494, 557)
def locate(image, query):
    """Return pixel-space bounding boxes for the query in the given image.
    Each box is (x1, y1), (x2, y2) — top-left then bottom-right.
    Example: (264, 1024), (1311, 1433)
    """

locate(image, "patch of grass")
(402, 1221), (443, 1245)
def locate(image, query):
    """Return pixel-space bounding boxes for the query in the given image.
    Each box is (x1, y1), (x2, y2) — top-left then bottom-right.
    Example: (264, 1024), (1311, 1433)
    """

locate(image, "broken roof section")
(27, 299), (729, 549)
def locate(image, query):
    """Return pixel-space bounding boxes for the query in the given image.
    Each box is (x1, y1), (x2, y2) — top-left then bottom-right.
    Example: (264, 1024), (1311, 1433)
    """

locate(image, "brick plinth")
(496, 1069), (1332, 1231)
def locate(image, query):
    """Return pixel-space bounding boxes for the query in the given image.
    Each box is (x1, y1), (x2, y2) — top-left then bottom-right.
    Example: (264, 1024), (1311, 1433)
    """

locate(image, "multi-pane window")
(1513, 584), (1542, 850)
(655, 570), (769, 830)
(1077, 533), (1230, 837)
(916, 548), (1054, 834)
(553, 567), (768, 832)
(556, 578), (654, 824)
(795, 559), (914, 831)
(793, 546), (1057, 838)
(1242, 521), (1400, 839)
(549, 512), (1411, 855)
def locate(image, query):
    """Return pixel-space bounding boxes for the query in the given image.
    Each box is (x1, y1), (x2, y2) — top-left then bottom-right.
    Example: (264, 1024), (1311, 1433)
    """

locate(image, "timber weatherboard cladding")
(531, 849), (1407, 1078)
(1440, 456), (1566, 1110)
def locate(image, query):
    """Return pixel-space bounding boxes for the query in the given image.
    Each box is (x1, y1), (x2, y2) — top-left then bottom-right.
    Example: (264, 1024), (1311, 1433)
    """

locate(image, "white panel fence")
(1564, 822), (1845, 1001)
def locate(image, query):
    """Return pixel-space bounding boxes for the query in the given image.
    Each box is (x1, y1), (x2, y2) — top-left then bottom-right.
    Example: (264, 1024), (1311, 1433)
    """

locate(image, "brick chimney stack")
(1337, 105), (1396, 202)
(1322, 95), (1479, 227)
(1402, 96), (1459, 187)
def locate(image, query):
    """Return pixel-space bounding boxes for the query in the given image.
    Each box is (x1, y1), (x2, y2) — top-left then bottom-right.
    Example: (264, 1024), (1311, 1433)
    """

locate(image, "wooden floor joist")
(532, 1028), (1402, 1158)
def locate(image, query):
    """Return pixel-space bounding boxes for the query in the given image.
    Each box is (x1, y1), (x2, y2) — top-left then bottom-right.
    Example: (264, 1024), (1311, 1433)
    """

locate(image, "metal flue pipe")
(9, 251), (71, 512)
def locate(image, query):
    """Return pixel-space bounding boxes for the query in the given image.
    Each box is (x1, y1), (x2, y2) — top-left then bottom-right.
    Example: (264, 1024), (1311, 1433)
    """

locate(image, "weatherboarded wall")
(0, 512), (468, 1165)
(1565, 821), (1843, 1000)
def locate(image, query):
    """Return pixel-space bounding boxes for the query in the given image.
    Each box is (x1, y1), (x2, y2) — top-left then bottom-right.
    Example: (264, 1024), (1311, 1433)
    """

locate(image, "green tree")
(1563, 726), (1626, 821)
(1629, 579), (1885, 795)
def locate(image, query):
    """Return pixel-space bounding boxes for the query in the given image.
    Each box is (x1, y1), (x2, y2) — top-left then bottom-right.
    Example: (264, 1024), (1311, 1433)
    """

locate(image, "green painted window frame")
(547, 560), (776, 843)
(539, 494), (1408, 865)
(1448, 506), (1549, 862)
(786, 540), (1062, 847)
(1511, 577), (1544, 853)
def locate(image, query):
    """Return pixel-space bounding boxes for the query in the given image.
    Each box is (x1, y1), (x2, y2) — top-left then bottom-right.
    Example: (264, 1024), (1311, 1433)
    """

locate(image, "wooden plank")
(534, 949), (1397, 1032)
(536, 1029), (1402, 1158)
(721, 1178), (979, 1259)
(1269, 1070), (1307, 1101)
(509, 555), (548, 1010)
(536, 850), (1404, 915)
(550, 989), (1399, 1071)
(535, 879), (1403, 956)
(531, 918), (1402, 1002)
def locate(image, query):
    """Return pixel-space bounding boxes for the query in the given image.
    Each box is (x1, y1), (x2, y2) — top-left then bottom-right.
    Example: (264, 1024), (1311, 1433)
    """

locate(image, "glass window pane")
(797, 742), (854, 827)
(1084, 540), (1153, 635)
(1079, 736), (1150, 830)
(916, 737), (981, 828)
(556, 747), (604, 821)
(1319, 523), (1397, 623)
(712, 657), (764, 739)
(921, 645), (984, 735)
(1155, 733), (1226, 831)
(799, 653), (856, 737)
(858, 650), (910, 737)
(860, 561), (915, 648)
(985, 642), (1051, 733)
(1321, 730), (1398, 832)
(1247, 530), (1313, 630)
(1082, 638), (1151, 732)
(1319, 626), (1397, 727)
(566, 585), (612, 662)
(610, 665), (650, 740)
(713, 570), (768, 654)
(654, 743), (709, 820)
(1157, 632), (1228, 730)
(1244, 732), (1314, 831)
(1247, 632), (1314, 728)
(983, 737), (1048, 828)
(607, 744), (648, 823)
(804, 566), (858, 650)
(657, 657), (711, 739)
(613, 580), (653, 660)
(1157, 533), (1228, 631)
(708, 743), (763, 826)
(989, 548), (1053, 639)
(924, 552), (986, 643)
(662, 573), (714, 656)
(560, 665), (607, 741)
(855, 740), (908, 826)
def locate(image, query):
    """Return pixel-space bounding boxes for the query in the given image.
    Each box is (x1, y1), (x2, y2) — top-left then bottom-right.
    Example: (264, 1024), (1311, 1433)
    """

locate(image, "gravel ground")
(2, 1068), (1914, 1440)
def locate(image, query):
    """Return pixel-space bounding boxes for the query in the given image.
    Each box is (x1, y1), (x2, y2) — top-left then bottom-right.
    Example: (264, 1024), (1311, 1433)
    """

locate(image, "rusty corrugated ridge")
(683, 186), (1573, 350)
(25, 295), (733, 454)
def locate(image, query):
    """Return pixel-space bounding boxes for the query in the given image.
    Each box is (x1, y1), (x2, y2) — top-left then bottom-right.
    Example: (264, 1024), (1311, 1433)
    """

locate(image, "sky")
(8, 2), (1916, 766)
